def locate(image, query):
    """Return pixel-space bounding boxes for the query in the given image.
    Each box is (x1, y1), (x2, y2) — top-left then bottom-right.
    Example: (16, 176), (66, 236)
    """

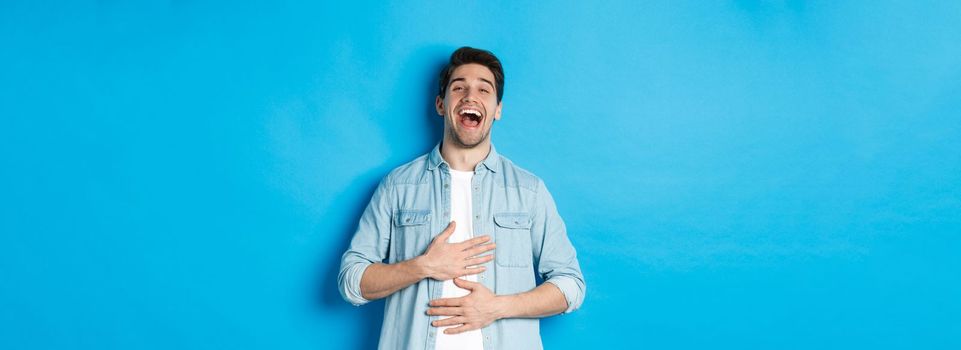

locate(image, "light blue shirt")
(338, 143), (586, 350)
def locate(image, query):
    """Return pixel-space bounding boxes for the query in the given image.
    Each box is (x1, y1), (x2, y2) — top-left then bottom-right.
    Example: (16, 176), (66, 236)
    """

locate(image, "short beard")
(446, 124), (490, 149)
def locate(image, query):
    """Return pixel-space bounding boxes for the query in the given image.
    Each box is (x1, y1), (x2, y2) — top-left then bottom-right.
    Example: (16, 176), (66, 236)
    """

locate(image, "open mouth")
(458, 107), (483, 129)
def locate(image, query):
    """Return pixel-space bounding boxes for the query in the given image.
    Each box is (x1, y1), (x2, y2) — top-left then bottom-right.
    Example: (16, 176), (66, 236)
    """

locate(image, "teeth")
(460, 109), (481, 117)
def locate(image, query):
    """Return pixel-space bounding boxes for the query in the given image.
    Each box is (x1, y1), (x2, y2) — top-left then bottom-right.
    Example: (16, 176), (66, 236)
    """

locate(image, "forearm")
(360, 257), (428, 300)
(495, 282), (568, 319)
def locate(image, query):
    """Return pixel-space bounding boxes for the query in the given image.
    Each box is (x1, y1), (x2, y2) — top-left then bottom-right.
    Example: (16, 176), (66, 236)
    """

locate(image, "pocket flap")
(493, 212), (531, 229)
(395, 210), (431, 226)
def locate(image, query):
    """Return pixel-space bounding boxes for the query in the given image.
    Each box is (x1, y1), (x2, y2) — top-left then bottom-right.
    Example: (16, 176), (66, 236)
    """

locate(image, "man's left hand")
(426, 278), (507, 334)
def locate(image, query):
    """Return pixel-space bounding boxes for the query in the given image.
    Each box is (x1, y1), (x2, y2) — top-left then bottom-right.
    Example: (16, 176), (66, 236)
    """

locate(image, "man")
(338, 46), (585, 350)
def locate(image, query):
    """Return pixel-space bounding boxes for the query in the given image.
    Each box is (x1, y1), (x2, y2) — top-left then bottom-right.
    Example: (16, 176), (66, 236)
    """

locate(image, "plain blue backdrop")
(2, 1), (960, 349)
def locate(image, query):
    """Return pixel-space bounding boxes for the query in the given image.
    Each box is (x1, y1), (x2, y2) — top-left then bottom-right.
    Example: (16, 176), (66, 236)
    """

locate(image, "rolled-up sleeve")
(337, 175), (393, 306)
(532, 180), (586, 314)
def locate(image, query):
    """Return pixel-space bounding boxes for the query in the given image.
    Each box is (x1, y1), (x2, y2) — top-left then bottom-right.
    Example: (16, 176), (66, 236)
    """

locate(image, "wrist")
(409, 255), (433, 280)
(494, 294), (514, 319)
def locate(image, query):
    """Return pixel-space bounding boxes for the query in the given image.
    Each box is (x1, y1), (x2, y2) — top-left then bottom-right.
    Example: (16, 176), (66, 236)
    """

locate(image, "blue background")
(2, 1), (960, 349)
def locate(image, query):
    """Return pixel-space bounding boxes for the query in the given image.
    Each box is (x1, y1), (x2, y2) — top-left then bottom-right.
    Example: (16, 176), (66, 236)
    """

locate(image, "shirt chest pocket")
(393, 209), (431, 261)
(493, 212), (533, 268)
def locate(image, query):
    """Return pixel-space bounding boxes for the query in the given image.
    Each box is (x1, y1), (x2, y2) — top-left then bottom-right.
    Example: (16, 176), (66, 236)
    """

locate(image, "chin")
(456, 135), (487, 149)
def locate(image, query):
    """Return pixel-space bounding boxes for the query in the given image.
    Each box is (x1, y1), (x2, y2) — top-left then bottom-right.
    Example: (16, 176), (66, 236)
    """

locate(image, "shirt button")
(444, 184), (449, 188)
(475, 215), (480, 219)
(480, 275), (485, 280)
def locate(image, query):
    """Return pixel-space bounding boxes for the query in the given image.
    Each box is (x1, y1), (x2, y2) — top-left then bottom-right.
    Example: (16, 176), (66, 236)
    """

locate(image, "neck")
(440, 137), (491, 172)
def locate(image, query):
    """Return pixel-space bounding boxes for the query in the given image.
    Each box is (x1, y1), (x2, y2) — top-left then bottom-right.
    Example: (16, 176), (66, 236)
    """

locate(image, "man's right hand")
(416, 221), (495, 281)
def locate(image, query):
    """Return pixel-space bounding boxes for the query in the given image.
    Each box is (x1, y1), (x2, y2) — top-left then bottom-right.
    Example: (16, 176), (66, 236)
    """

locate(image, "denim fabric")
(338, 143), (585, 350)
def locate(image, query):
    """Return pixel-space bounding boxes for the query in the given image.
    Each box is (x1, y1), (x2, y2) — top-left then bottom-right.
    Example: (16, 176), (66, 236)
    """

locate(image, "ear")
(493, 101), (503, 121)
(435, 95), (445, 117)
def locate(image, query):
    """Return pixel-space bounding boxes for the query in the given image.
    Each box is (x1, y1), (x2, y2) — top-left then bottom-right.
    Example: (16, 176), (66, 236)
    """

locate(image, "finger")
(457, 235), (491, 249)
(444, 323), (476, 335)
(464, 254), (494, 267)
(453, 277), (478, 290)
(431, 316), (466, 328)
(459, 266), (486, 276)
(433, 221), (456, 243)
(426, 307), (463, 317)
(464, 243), (496, 257)
(430, 296), (466, 307)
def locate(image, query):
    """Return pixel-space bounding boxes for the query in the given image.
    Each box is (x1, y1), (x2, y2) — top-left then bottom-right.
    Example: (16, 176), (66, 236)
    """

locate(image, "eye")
(452, 86), (463, 92)
(480, 88), (490, 94)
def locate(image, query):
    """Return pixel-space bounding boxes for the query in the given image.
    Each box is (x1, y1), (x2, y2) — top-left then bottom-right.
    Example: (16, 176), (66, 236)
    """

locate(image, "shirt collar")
(427, 142), (501, 173)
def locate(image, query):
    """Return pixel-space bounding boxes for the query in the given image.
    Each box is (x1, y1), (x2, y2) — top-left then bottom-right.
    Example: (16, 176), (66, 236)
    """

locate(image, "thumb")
(439, 221), (456, 239)
(453, 277), (476, 290)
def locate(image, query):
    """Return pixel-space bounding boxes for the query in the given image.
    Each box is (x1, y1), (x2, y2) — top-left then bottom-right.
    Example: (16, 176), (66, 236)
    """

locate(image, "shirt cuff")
(341, 262), (372, 306)
(545, 275), (584, 314)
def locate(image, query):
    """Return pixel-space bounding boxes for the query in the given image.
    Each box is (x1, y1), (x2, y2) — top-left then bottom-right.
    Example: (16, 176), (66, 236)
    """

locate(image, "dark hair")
(438, 46), (505, 102)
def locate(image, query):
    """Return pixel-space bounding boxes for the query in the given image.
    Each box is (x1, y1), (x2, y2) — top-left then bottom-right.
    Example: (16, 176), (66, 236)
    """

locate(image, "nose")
(461, 88), (478, 103)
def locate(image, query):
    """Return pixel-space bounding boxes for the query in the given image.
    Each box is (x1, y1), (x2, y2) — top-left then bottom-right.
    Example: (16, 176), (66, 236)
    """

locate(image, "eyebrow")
(449, 77), (495, 89)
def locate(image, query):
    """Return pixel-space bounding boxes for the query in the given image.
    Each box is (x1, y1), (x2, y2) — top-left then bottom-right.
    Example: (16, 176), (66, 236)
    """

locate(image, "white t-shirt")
(434, 169), (484, 350)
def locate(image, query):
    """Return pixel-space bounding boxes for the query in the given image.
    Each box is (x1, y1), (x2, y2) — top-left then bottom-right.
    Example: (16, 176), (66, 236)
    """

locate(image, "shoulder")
(382, 153), (431, 186)
(495, 153), (543, 193)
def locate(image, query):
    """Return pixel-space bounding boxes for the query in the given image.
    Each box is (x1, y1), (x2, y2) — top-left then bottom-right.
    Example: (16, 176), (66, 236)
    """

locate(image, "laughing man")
(338, 46), (585, 350)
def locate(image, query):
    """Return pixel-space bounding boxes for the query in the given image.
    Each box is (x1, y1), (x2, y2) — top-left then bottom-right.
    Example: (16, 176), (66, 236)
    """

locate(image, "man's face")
(436, 63), (502, 149)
